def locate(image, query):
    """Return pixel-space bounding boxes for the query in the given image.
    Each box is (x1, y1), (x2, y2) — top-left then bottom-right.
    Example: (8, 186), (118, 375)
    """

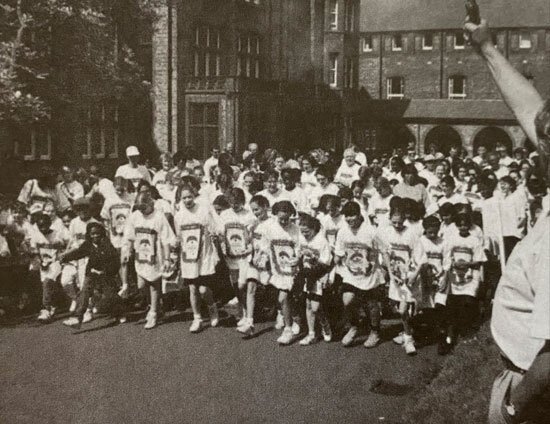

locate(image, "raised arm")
(464, 19), (544, 145)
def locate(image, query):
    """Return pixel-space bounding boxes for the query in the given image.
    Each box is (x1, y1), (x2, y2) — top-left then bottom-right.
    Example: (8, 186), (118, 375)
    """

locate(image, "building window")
(519, 31), (532, 49)
(344, 0), (355, 32)
(14, 126), (52, 161)
(422, 33), (433, 50)
(454, 32), (465, 49)
(237, 34), (261, 78)
(244, 0), (260, 4)
(392, 34), (403, 51)
(449, 76), (466, 99)
(188, 103), (219, 158)
(362, 35), (372, 52)
(329, 53), (338, 87)
(387, 77), (404, 99)
(344, 57), (355, 88)
(82, 104), (119, 159)
(329, 0), (338, 30)
(193, 26), (222, 77)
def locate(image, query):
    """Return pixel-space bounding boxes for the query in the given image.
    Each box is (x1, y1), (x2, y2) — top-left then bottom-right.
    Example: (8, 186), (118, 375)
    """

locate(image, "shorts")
(185, 274), (216, 288)
(342, 283), (384, 302)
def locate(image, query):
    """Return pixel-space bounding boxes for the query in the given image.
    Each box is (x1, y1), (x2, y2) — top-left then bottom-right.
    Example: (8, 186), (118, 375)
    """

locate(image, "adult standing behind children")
(464, 16), (550, 424)
(115, 146), (151, 189)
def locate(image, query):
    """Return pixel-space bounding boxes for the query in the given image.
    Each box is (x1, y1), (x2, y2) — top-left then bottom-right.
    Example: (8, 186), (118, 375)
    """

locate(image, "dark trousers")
(75, 274), (124, 321)
(446, 294), (478, 338)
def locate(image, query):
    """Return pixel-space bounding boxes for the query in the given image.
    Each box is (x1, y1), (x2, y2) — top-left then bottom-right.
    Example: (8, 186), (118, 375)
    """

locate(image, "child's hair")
(216, 173), (233, 190)
(389, 178), (399, 187)
(298, 213), (321, 234)
(250, 194), (269, 209)
(35, 213), (52, 227)
(60, 209), (75, 221)
(213, 195), (230, 210)
(438, 202), (455, 218)
(455, 212), (472, 227)
(375, 177), (390, 190)
(263, 169), (280, 181)
(320, 194), (341, 213)
(272, 200), (296, 216)
(478, 176), (497, 192)
(454, 202), (472, 216)
(422, 215), (441, 230)
(338, 187), (353, 201)
(315, 164), (333, 180)
(499, 175), (517, 190)
(389, 204), (406, 218)
(405, 199), (425, 221)
(181, 175), (201, 193)
(440, 175), (456, 188)
(350, 180), (365, 191)
(85, 222), (107, 242)
(227, 187), (245, 205)
(342, 201), (361, 217)
(249, 179), (264, 195)
(389, 196), (403, 211)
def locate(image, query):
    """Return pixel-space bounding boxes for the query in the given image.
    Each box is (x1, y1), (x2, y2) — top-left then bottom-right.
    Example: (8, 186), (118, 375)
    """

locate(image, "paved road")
(0, 311), (444, 424)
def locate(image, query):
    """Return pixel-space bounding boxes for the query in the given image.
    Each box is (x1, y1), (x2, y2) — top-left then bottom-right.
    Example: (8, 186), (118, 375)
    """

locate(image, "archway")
(424, 125), (462, 155)
(472, 126), (513, 154)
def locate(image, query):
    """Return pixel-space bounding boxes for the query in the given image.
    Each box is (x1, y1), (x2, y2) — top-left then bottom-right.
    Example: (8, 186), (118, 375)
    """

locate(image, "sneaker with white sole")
(69, 300), (77, 313)
(63, 317), (81, 328)
(236, 316), (247, 328)
(209, 305), (219, 328)
(393, 332), (405, 345)
(291, 321), (301, 336)
(363, 331), (381, 349)
(321, 319), (332, 342)
(237, 322), (255, 337)
(277, 327), (294, 345)
(403, 335), (417, 356)
(189, 318), (203, 333)
(37, 309), (51, 322)
(82, 309), (93, 324)
(341, 326), (358, 347)
(299, 333), (317, 346)
(144, 312), (157, 330)
(50, 306), (57, 317)
(227, 297), (239, 306)
(92, 307), (98, 314)
(119, 316), (127, 324)
(274, 311), (284, 330)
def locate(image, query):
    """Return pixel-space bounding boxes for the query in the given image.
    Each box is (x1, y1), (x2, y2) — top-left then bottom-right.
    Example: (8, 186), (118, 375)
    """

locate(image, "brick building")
(352, 0), (550, 155)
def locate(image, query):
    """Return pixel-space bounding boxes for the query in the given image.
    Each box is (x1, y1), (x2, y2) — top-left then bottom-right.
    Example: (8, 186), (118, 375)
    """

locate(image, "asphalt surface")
(1, 310), (444, 424)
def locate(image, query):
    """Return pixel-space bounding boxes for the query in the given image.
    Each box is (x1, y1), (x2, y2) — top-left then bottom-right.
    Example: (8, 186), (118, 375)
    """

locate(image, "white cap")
(424, 154), (435, 162)
(126, 146), (140, 157)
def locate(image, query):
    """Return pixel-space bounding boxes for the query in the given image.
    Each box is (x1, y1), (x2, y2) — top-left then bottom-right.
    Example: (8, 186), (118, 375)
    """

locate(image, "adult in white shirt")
(151, 152), (174, 194)
(115, 146), (151, 189)
(496, 142), (514, 167)
(335, 148), (361, 187)
(203, 147), (220, 184)
(464, 18), (550, 424)
(485, 152), (509, 180)
(472, 145), (488, 167)
(418, 155), (439, 188)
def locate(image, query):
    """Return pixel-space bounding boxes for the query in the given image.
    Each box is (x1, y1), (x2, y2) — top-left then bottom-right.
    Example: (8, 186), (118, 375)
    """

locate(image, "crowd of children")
(0, 141), (547, 357)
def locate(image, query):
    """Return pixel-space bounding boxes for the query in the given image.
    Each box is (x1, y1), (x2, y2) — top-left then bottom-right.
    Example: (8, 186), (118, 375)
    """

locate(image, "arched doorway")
(472, 126), (513, 154)
(424, 125), (462, 155)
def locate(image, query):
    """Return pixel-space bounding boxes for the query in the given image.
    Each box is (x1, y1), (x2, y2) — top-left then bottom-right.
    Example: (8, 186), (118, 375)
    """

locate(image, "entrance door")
(188, 102), (219, 159)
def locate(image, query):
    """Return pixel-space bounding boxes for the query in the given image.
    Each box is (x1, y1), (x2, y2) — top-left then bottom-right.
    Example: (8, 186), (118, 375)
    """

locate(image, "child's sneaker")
(363, 331), (381, 349)
(63, 317), (81, 328)
(227, 297), (239, 306)
(119, 316), (127, 324)
(144, 312), (157, 330)
(82, 309), (93, 323)
(299, 333), (317, 346)
(92, 307), (98, 314)
(277, 327), (294, 345)
(236, 316), (247, 328)
(209, 305), (219, 328)
(37, 309), (51, 322)
(50, 306), (57, 317)
(237, 322), (255, 337)
(69, 300), (77, 313)
(403, 334), (417, 356)
(189, 318), (203, 333)
(321, 319), (332, 342)
(291, 321), (301, 335)
(393, 332), (405, 345)
(341, 326), (358, 347)
(274, 311), (284, 330)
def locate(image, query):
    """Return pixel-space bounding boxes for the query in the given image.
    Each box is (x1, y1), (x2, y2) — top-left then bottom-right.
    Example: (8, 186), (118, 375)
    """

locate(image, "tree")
(0, 0), (159, 125)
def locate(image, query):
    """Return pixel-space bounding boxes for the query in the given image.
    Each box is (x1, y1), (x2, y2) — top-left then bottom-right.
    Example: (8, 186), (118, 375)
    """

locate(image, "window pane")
(205, 103), (218, 125)
(189, 104), (204, 124)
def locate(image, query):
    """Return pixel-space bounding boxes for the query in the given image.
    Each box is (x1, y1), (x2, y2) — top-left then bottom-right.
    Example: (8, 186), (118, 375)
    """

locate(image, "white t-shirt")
(262, 220), (300, 291)
(443, 231), (486, 297)
(335, 222), (380, 291)
(300, 171), (318, 195)
(203, 156), (219, 183)
(174, 203), (219, 279)
(243, 217), (271, 284)
(217, 208), (256, 270)
(17, 179), (57, 212)
(498, 191), (527, 238)
(491, 214), (550, 370)
(367, 194), (393, 228)
(123, 209), (176, 282)
(282, 186), (308, 213)
(101, 194), (133, 249)
(335, 162), (361, 187)
(318, 213), (344, 249)
(115, 164), (151, 188)
(29, 228), (69, 282)
(308, 183), (339, 212)
(152, 169), (170, 193)
(257, 189), (290, 208)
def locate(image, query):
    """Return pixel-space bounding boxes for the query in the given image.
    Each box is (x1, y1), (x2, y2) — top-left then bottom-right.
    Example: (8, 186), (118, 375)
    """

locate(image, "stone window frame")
(14, 126), (52, 161)
(387, 76), (405, 99)
(448, 75), (467, 99)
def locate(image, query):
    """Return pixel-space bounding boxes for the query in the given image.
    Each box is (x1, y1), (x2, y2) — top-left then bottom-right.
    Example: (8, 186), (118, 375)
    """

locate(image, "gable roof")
(360, 0), (550, 32)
